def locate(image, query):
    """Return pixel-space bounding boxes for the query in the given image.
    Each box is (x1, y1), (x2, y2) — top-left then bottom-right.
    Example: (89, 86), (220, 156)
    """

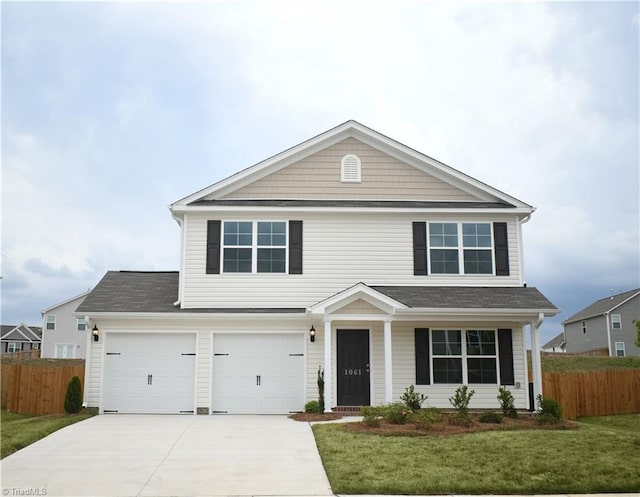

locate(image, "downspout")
(530, 312), (545, 409)
(170, 210), (185, 307)
(604, 311), (613, 357)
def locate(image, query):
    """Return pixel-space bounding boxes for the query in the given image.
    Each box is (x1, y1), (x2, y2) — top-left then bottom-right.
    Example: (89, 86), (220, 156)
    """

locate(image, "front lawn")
(577, 413), (640, 433)
(1, 409), (95, 459)
(313, 417), (640, 494)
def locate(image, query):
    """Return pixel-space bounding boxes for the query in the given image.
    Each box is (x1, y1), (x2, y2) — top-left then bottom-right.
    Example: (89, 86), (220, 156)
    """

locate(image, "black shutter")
(493, 222), (510, 276)
(498, 329), (515, 385)
(206, 220), (221, 274)
(415, 328), (430, 385)
(289, 220), (303, 274)
(413, 222), (427, 276)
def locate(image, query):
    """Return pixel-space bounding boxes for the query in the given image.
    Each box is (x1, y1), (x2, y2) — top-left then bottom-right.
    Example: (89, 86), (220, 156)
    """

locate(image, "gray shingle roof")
(563, 288), (640, 324)
(371, 285), (558, 311)
(76, 271), (305, 314)
(190, 199), (513, 209)
(542, 332), (566, 350)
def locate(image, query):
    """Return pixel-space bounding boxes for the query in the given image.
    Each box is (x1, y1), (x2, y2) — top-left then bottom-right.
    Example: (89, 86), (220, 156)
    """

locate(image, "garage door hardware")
(106, 352), (121, 355)
(256, 375), (261, 386)
(214, 353), (229, 356)
(289, 353), (304, 356)
(147, 374), (153, 385)
(181, 353), (196, 356)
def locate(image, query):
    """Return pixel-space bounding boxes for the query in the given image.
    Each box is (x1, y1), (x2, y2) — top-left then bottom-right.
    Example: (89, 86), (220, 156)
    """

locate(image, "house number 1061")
(344, 369), (362, 376)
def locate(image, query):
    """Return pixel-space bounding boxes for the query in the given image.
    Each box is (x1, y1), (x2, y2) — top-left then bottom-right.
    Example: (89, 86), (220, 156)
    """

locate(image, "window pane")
(463, 249), (493, 274)
(257, 222), (286, 246)
(224, 222), (252, 246)
(432, 330), (462, 355)
(466, 330), (496, 355)
(430, 249), (459, 274)
(257, 248), (286, 273)
(462, 223), (492, 247)
(429, 223), (458, 247)
(433, 358), (463, 383)
(467, 358), (497, 384)
(223, 248), (252, 272)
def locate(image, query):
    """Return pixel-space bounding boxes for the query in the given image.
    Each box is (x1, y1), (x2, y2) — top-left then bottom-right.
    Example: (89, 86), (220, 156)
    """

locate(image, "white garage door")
(102, 333), (196, 414)
(212, 333), (305, 414)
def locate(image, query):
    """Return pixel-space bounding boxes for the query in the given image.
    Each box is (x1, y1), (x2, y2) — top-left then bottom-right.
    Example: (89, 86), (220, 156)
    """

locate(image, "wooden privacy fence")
(1, 361), (85, 415)
(543, 369), (640, 420)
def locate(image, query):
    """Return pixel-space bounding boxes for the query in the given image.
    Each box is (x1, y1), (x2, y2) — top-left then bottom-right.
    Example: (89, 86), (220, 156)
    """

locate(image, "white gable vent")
(341, 154), (362, 183)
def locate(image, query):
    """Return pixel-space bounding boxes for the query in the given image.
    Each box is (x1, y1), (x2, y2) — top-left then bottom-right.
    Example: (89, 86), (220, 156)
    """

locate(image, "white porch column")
(384, 319), (393, 404)
(530, 313), (544, 408)
(323, 319), (332, 413)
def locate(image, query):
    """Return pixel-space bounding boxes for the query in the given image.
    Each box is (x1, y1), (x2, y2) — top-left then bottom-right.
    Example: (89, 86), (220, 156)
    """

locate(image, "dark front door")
(337, 330), (370, 406)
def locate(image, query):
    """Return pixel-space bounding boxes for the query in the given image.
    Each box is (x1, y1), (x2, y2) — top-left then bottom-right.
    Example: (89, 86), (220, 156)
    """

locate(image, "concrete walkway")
(1, 415), (333, 497)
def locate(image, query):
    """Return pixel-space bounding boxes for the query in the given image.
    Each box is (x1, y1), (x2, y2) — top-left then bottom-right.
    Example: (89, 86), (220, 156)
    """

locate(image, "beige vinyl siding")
(86, 338), (103, 407)
(333, 299), (387, 315)
(182, 212), (522, 309)
(390, 323), (528, 409)
(218, 137), (479, 201)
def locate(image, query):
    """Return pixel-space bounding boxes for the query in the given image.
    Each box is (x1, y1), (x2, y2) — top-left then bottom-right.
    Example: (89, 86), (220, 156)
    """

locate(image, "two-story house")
(41, 291), (91, 359)
(77, 121), (558, 415)
(562, 288), (640, 357)
(1, 324), (42, 355)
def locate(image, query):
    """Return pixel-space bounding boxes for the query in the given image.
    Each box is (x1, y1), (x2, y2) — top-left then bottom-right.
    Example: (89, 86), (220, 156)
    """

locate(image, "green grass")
(1, 409), (96, 459)
(542, 355), (640, 373)
(577, 414), (640, 433)
(313, 422), (640, 494)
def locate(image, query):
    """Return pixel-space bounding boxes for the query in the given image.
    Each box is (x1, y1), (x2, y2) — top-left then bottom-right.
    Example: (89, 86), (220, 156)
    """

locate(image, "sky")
(2, 1), (639, 345)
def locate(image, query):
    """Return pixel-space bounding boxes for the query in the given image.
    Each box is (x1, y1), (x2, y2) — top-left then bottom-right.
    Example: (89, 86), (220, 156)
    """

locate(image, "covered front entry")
(102, 333), (196, 414)
(211, 333), (305, 414)
(336, 330), (370, 406)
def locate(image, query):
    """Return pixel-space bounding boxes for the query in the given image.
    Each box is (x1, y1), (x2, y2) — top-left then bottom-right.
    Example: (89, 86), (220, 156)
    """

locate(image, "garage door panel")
(103, 333), (196, 414)
(212, 333), (304, 414)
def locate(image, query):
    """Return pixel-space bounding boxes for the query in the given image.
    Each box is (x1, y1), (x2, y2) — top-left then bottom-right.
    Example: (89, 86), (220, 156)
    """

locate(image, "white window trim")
(341, 154), (362, 183)
(426, 221), (495, 276)
(430, 329), (500, 385)
(55, 343), (76, 359)
(611, 314), (622, 330)
(46, 315), (56, 330)
(614, 342), (625, 357)
(221, 220), (289, 274)
(77, 318), (86, 331)
(7, 342), (21, 353)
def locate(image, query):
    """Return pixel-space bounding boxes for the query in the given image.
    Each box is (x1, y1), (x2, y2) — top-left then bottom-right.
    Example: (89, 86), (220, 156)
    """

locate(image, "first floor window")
(55, 344), (75, 359)
(46, 315), (56, 330)
(611, 314), (622, 330)
(7, 342), (20, 353)
(77, 318), (86, 331)
(615, 342), (625, 357)
(431, 329), (497, 384)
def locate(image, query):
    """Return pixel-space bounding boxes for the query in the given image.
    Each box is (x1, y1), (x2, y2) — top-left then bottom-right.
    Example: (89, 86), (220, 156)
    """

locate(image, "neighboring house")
(563, 288), (640, 357)
(41, 291), (90, 359)
(1, 324), (42, 354)
(77, 120), (558, 415)
(542, 332), (566, 353)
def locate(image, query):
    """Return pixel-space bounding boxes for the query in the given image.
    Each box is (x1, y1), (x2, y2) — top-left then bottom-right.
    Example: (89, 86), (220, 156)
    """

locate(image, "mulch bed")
(289, 412), (344, 422)
(343, 413), (577, 436)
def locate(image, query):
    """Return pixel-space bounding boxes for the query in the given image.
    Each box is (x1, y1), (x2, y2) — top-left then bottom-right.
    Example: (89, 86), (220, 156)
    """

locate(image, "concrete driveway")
(1, 415), (334, 497)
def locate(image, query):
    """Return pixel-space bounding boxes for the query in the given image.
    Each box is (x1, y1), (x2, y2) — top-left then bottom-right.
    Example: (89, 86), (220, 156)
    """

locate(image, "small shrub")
(479, 411), (503, 424)
(536, 395), (563, 424)
(360, 406), (385, 427)
(497, 386), (518, 418)
(449, 385), (475, 415)
(64, 376), (83, 414)
(400, 385), (427, 411)
(304, 400), (322, 413)
(383, 402), (413, 425)
(411, 407), (443, 430)
(448, 412), (473, 427)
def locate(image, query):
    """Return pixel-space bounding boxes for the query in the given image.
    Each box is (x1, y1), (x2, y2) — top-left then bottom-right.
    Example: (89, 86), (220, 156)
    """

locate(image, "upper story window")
(341, 154), (361, 183)
(46, 315), (56, 331)
(77, 318), (86, 332)
(582, 320), (587, 334)
(222, 221), (287, 273)
(611, 314), (622, 329)
(428, 222), (493, 275)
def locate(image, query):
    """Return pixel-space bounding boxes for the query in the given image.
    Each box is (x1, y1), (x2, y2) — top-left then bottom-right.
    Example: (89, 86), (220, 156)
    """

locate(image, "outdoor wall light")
(92, 325), (99, 342)
(309, 325), (316, 343)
